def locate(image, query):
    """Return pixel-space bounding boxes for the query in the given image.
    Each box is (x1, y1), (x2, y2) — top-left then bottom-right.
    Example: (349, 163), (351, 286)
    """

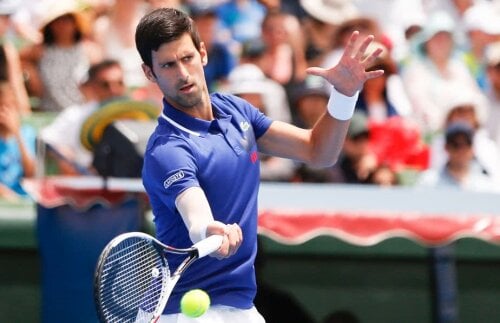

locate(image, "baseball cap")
(445, 122), (474, 146)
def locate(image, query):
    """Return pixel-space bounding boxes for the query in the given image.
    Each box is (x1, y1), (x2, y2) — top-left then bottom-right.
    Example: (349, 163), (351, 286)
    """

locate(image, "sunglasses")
(95, 80), (125, 89)
(446, 140), (472, 150)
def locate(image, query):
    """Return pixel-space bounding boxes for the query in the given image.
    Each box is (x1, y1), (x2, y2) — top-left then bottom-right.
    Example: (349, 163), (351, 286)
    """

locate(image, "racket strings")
(99, 247), (161, 299)
(97, 238), (169, 322)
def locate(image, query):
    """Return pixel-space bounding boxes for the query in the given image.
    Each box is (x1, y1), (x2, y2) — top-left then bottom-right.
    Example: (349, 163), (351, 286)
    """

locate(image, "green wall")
(258, 236), (500, 323)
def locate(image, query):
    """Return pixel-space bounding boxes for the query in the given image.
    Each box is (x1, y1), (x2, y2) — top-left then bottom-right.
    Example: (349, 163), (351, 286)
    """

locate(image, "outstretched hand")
(306, 31), (385, 97)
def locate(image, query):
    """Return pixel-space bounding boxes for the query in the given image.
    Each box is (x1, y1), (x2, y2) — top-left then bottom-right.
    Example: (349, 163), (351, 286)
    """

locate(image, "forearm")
(258, 88), (357, 167)
(175, 186), (242, 258)
(176, 186), (215, 243)
(308, 87), (359, 167)
(308, 113), (350, 167)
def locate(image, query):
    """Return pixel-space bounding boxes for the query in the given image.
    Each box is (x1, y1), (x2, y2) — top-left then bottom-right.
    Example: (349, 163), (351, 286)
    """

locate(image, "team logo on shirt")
(240, 121), (250, 132)
(163, 170), (184, 189)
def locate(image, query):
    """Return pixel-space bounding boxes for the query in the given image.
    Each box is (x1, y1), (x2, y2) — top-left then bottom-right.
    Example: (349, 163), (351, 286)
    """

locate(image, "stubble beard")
(171, 83), (203, 110)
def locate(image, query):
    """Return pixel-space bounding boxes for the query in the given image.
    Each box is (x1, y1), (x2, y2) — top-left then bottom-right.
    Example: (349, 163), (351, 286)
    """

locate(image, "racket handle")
(194, 235), (223, 258)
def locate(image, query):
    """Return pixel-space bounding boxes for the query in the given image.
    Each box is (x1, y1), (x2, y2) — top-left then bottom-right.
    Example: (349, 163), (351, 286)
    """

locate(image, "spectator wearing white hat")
(298, 0), (354, 67)
(461, 2), (500, 89)
(20, 0), (102, 112)
(400, 11), (484, 134)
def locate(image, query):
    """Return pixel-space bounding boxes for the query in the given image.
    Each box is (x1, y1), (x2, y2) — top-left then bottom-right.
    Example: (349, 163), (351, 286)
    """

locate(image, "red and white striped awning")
(23, 177), (500, 246)
(258, 209), (500, 246)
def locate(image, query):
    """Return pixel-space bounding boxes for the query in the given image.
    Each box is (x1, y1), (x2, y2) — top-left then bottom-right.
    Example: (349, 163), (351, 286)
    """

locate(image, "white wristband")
(327, 87), (359, 121)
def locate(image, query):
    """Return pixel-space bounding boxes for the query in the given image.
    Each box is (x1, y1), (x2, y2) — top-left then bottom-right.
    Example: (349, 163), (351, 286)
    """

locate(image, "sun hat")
(411, 11), (455, 55)
(299, 0), (359, 25)
(80, 99), (160, 151)
(37, 0), (89, 35)
(442, 86), (487, 126)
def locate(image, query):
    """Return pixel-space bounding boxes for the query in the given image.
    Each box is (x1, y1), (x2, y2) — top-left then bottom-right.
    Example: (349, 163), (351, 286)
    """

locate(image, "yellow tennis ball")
(180, 289), (210, 318)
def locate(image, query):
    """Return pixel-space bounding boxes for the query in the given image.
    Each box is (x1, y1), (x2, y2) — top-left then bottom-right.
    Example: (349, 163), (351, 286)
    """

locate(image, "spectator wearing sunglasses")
(417, 121), (498, 192)
(40, 59), (128, 175)
(428, 86), (500, 183)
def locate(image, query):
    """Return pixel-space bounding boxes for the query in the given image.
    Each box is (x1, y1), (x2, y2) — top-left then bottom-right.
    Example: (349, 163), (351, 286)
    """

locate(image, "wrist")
(327, 86), (359, 120)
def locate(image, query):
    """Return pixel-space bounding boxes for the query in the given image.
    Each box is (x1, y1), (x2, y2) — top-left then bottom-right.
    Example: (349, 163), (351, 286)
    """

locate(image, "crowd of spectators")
(1, 0), (500, 199)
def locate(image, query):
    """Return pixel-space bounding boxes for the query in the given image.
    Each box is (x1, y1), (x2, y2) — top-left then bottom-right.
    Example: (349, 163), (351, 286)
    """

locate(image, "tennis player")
(136, 7), (383, 323)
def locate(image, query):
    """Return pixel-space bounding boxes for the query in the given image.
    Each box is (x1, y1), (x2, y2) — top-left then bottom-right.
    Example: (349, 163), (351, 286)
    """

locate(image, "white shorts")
(157, 305), (265, 323)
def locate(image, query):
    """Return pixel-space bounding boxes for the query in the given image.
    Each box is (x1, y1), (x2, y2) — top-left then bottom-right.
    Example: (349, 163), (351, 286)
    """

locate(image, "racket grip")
(194, 235), (223, 258)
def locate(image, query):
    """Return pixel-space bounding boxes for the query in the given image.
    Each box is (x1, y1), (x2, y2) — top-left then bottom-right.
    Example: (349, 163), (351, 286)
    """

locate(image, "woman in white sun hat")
(20, 0), (102, 112)
(400, 10), (484, 135)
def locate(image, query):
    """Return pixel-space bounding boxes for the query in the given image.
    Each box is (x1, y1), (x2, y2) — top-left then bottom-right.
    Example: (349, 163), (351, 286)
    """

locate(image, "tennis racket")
(94, 232), (223, 323)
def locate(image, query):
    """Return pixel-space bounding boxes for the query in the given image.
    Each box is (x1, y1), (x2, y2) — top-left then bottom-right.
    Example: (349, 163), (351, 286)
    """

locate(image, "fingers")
(354, 34), (375, 61)
(305, 66), (327, 78)
(365, 70), (385, 80)
(305, 31), (384, 92)
(343, 30), (360, 58)
(207, 222), (243, 259)
(224, 223), (242, 257)
(361, 46), (384, 67)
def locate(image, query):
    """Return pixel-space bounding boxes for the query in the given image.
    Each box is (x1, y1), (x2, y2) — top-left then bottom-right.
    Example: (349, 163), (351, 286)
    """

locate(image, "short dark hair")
(135, 8), (202, 69)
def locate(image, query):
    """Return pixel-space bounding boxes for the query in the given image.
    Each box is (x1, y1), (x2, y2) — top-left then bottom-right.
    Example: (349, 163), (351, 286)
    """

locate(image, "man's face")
(92, 65), (126, 102)
(142, 33), (208, 111)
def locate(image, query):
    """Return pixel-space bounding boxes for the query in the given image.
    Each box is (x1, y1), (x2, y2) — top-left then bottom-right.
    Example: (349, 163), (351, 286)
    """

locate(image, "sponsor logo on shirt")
(163, 170), (184, 189)
(240, 121), (250, 132)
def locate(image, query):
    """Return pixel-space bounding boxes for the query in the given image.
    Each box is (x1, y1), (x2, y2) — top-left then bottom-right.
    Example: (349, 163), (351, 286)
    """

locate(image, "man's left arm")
(257, 31), (384, 168)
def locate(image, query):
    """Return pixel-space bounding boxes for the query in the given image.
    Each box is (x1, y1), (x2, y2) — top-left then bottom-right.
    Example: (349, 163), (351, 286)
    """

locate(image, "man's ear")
(142, 63), (157, 83)
(200, 42), (208, 66)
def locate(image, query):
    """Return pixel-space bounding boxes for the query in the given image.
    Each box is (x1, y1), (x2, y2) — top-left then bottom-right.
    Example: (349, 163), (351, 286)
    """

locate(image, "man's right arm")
(176, 186), (242, 258)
